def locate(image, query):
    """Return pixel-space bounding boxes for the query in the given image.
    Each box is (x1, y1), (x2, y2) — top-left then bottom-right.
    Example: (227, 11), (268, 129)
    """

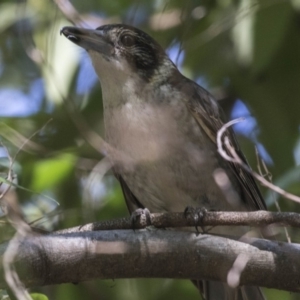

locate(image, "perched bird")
(61, 24), (266, 300)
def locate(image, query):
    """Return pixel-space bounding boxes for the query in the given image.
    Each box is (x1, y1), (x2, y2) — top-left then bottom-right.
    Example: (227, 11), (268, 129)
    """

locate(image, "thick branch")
(56, 210), (300, 234)
(0, 230), (299, 292)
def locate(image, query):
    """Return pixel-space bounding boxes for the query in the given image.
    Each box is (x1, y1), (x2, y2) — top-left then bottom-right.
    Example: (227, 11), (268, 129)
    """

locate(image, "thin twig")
(0, 121), (52, 300)
(255, 149), (291, 243)
(55, 210), (300, 234)
(217, 119), (300, 204)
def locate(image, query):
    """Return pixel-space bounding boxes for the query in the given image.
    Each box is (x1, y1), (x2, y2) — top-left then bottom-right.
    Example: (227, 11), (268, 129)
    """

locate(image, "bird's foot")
(130, 208), (152, 230)
(184, 206), (207, 233)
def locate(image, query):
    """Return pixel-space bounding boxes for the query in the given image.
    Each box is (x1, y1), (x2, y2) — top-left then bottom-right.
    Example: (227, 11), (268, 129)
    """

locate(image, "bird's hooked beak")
(60, 26), (114, 56)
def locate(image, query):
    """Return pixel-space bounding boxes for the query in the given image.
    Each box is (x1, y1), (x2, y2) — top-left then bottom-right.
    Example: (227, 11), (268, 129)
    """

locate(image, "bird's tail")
(193, 280), (265, 300)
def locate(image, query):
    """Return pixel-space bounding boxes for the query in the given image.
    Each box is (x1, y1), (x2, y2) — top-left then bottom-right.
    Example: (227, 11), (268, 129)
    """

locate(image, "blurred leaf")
(291, 0), (300, 11)
(0, 289), (9, 300)
(263, 288), (294, 300)
(30, 293), (49, 300)
(252, 1), (293, 74)
(0, 176), (59, 207)
(265, 165), (300, 207)
(36, 19), (80, 104)
(30, 153), (76, 192)
(0, 3), (31, 33)
(231, 0), (257, 66)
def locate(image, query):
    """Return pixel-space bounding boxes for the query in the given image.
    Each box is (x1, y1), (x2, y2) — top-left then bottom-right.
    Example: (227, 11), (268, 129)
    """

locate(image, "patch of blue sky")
(0, 78), (45, 117)
(0, 51), (4, 77)
(166, 42), (185, 71)
(125, 4), (148, 26)
(81, 175), (109, 209)
(231, 99), (273, 165)
(76, 52), (98, 95)
(231, 99), (258, 139)
(0, 147), (8, 158)
(195, 76), (209, 89)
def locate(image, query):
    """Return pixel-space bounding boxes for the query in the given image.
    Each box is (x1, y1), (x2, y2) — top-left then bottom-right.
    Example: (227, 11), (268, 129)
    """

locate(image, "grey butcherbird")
(61, 24), (266, 300)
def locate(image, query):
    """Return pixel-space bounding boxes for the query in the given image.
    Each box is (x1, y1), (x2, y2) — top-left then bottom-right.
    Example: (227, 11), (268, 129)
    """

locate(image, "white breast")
(105, 101), (181, 163)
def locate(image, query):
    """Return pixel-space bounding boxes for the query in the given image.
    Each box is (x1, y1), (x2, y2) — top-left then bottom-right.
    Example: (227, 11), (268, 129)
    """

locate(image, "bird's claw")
(130, 208), (152, 230)
(184, 206), (207, 233)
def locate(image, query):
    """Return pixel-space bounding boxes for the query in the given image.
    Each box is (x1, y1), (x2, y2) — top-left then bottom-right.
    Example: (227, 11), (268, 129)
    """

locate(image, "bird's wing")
(114, 171), (144, 213)
(183, 79), (266, 210)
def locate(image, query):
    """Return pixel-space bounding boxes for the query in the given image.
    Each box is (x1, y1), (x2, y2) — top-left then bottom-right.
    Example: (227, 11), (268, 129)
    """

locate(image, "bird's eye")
(120, 34), (135, 47)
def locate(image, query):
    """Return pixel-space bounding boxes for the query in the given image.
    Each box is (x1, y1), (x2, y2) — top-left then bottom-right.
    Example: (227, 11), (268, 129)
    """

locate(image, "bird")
(61, 24), (267, 300)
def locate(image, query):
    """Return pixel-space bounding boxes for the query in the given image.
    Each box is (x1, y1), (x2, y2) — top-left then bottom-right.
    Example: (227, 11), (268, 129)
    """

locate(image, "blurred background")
(0, 0), (300, 299)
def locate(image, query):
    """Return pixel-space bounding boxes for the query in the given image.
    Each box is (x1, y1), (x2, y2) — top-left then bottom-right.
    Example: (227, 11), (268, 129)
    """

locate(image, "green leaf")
(30, 153), (76, 192)
(37, 19), (80, 104)
(0, 288), (9, 300)
(231, 0), (258, 66)
(30, 293), (49, 300)
(0, 3), (31, 33)
(252, 1), (293, 74)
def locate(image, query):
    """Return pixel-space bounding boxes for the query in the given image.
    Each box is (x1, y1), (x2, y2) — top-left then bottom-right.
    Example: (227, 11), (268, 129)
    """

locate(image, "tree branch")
(55, 210), (300, 234)
(0, 230), (299, 292)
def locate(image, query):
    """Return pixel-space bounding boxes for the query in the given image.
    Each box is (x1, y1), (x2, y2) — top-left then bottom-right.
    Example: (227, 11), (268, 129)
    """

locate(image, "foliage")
(1, 0), (300, 299)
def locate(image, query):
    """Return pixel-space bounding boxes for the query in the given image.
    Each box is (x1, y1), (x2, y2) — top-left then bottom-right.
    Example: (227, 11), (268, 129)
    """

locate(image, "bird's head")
(61, 24), (176, 86)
